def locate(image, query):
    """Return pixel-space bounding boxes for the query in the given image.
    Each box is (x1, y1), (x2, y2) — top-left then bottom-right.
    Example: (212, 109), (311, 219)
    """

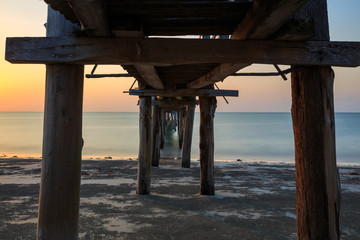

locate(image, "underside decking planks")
(188, 0), (309, 89)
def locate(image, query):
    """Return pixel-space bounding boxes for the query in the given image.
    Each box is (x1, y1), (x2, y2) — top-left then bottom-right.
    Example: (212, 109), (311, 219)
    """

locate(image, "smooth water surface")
(0, 112), (358, 164)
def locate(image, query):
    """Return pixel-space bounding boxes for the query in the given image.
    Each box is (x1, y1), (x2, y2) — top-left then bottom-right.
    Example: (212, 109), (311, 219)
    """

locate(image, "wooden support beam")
(187, 63), (246, 89)
(272, 19), (315, 41)
(199, 95), (216, 195)
(291, 0), (341, 239)
(37, 7), (84, 240)
(292, 67), (341, 239)
(232, 0), (309, 40)
(181, 103), (195, 168)
(44, 0), (78, 23)
(67, 0), (111, 37)
(160, 109), (165, 149)
(137, 83), (153, 195)
(113, 20), (163, 90)
(126, 89), (238, 97)
(151, 104), (161, 167)
(112, 29), (144, 38)
(116, 29), (164, 89)
(134, 64), (165, 89)
(6, 37), (360, 67)
(178, 109), (185, 149)
(153, 99), (198, 108)
(188, 0), (309, 88)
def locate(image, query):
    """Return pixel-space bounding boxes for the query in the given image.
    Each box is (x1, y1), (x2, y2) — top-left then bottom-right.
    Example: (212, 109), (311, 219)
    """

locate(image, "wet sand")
(0, 158), (359, 239)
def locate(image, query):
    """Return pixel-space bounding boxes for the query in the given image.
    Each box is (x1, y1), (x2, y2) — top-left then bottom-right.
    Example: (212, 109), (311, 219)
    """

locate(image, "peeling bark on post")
(291, 0), (341, 239)
(137, 83), (153, 195)
(199, 96), (216, 195)
(152, 104), (161, 167)
(181, 104), (195, 168)
(37, 7), (84, 240)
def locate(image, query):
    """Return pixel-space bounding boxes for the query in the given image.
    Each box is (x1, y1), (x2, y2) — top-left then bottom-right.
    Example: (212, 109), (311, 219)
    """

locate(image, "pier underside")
(5, 0), (360, 239)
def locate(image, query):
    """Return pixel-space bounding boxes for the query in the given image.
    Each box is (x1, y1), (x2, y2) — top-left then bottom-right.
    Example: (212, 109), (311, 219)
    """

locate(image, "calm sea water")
(0, 112), (359, 164)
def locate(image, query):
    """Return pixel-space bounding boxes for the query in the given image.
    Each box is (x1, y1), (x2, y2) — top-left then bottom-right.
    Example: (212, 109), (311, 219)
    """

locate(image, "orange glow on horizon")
(1, 0), (359, 112)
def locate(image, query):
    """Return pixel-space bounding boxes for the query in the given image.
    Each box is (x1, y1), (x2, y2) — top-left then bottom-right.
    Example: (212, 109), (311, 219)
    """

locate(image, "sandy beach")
(0, 157), (359, 240)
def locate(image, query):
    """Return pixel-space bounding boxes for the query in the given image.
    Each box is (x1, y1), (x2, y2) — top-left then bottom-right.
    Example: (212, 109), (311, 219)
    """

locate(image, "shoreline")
(0, 158), (359, 239)
(1, 154), (360, 167)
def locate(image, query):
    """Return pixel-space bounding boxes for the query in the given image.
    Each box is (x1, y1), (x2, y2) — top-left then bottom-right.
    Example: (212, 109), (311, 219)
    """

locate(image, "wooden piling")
(160, 109), (165, 149)
(178, 109), (184, 149)
(37, 7), (84, 240)
(291, 0), (341, 239)
(137, 83), (153, 194)
(199, 96), (216, 195)
(181, 103), (195, 168)
(152, 104), (161, 167)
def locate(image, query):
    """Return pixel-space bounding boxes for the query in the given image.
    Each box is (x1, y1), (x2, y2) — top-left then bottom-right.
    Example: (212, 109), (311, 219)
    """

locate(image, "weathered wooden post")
(181, 103), (195, 168)
(37, 7), (84, 240)
(160, 109), (166, 149)
(199, 95), (217, 195)
(137, 83), (153, 194)
(291, 0), (341, 239)
(178, 108), (185, 149)
(152, 104), (161, 167)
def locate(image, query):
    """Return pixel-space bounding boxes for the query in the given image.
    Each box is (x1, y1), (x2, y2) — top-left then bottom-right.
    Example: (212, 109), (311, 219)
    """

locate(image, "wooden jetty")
(5, 0), (360, 239)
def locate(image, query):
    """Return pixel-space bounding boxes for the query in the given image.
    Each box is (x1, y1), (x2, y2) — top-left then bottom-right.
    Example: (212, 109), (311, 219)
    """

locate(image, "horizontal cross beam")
(5, 37), (360, 67)
(153, 99), (199, 108)
(124, 89), (239, 97)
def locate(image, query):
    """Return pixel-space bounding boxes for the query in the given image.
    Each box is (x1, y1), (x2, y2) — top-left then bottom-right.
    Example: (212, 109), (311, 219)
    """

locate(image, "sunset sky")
(1, 0), (359, 112)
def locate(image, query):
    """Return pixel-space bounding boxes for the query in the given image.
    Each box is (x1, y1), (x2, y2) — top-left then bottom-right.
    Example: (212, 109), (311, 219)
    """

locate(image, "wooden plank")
(187, 63), (245, 89)
(291, 0), (341, 239)
(126, 89), (239, 97)
(273, 19), (315, 41)
(181, 103), (195, 168)
(105, 1), (252, 19)
(45, 0), (78, 23)
(231, 0), (309, 40)
(151, 104), (161, 167)
(137, 83), (153, 195)
(113, 29), (164, 90)
(106, 0), (252, 36)
(67, 0), (111, 37)
(112, 29), (144, 38)
(153, 99), (198, 108)
(6, 37), (360, 67)
(156, 63), (219, 85)
(134, 64), (165, 89)
(188, 0), (309, 88)
(199, 95), (217, 195)
(37, 7), (84, 240)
